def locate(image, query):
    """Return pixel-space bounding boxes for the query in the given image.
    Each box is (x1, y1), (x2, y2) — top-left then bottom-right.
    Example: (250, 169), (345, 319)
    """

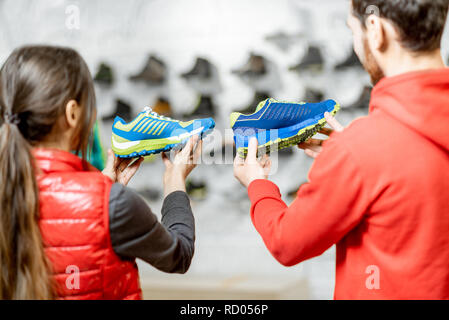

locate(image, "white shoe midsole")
(112, 127), (205, 150)
(112, 139), (140, 150)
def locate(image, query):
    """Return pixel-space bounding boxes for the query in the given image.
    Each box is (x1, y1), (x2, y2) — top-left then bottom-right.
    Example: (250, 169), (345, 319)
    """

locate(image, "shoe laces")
(143, 106), (178, 122)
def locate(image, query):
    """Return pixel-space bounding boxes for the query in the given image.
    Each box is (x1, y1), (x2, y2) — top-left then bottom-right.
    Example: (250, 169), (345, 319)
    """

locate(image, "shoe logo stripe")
(135, 118), (151, 132)
(236, 100), (272, 123)
(126, 115), (145, 131)
(139, 120), (154, 133)
(148, 121), (161, 135)
(136, 116), (151, 131)
(141, 120), (156, 133)
(151, 122), (164, 135)
(142, 121), (155, 134)
(147, 121), (159, 134)
(156, 122), (169, 136)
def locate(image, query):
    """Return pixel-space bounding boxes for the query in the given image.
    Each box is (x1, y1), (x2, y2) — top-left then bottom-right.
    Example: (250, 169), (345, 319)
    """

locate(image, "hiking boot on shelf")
(232, 53), (267, 78)
(186, 180), (208, 200)
(287, 181), (308, 199)
(181, 57), (212, 80)
(182, 95), (216, 119)
(94, 63), (114, 87)
(344, 86), (372, 112)
(102, 99), (133, 123)
(152, 97), (173, 117)
(289, 46), (324, 73)
(303, 88), (325, 103)
(265, 31), (303, 52)
(208, 143), (237, 162)
(334, 50), (363, 70)
(129, 55), (166, 85)
(235, 91), (271, 114)
(136, 187), (161, 202)
(278, 147), (294, 157)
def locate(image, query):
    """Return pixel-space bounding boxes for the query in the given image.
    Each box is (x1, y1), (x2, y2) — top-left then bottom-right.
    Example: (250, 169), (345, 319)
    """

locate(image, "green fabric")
(87, 121), (106, 171)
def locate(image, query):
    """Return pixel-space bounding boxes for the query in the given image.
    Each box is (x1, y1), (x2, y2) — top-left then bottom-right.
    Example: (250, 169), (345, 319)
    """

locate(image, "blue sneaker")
(112, 106), (215, 158)
(230, 98), (340, 157)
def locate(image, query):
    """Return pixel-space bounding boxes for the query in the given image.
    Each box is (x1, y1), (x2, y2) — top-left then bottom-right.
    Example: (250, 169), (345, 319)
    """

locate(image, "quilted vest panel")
(34, 148), (142, 300)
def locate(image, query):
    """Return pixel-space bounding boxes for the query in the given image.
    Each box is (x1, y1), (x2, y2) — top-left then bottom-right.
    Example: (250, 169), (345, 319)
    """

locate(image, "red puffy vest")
(34, 148), (142, 300)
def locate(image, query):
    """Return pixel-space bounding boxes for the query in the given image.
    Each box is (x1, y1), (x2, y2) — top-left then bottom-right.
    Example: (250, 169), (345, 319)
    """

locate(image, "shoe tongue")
(255, 98), (270, 112)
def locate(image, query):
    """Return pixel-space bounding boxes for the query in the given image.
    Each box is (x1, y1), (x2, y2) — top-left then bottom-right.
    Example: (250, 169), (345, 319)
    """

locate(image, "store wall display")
(102, 98), (133, 123)
(334, 50), (363, 70)
(186, 179), (208, 201)
(136, 187), (161, 202)
(182, 95), (217, 119)
(278, 147), (294, 157)
(129, 54), (166, 85)
(180, 57), (223, 104)
(234, 91), (271, 114)
(265, 31), (304, 52)
(232, 53), (267, 78)
(302, 88), (325, 103)
(289, 45), (325, 73)
(94, 62), (115, 87)
(209, 142), (237, 162)
(344, 86), (372, 112)
(152, 96), (173, 117)
(181, 57), (213, 80)
(287, 181), (308, 200)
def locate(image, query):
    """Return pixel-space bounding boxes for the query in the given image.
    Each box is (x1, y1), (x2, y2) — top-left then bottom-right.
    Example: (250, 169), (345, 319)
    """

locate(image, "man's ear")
(365, 14), (387, 52)
(65, 100), (81, 129)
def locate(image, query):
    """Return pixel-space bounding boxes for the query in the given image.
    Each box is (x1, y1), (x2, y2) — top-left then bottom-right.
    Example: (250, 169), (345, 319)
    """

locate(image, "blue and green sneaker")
(112, 106), (215, 158)
(230, 98), (340, 157)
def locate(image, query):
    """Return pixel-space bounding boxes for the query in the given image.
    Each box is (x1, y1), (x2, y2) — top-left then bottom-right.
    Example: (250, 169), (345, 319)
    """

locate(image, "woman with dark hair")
(0, 45), (200, 300)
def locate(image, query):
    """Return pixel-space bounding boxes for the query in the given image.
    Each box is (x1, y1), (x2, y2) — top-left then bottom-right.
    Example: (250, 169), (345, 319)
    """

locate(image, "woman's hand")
(298, 112), (345, 158)
(102, 150), (144, 186)
(233, 138), (272, 188)
(162, 135), (203, 197)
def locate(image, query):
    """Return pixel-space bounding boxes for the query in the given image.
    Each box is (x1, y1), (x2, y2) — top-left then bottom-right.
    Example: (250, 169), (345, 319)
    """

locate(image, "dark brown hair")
(352, 0), (449, 52)
(0, 45), (96, 299)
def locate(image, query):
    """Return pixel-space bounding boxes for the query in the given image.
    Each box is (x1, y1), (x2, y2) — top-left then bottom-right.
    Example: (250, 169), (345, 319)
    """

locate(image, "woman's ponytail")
(0, 45), (96, 299)
(0, 118), (53, 299)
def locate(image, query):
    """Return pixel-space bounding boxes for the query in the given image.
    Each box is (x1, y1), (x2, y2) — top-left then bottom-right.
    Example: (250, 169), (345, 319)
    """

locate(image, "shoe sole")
(112, 124), (215, 159)
(235, 103), (340, 158)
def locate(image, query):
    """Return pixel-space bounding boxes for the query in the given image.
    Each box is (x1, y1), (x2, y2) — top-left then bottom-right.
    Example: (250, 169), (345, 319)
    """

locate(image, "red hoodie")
(248, 68), (449, 299)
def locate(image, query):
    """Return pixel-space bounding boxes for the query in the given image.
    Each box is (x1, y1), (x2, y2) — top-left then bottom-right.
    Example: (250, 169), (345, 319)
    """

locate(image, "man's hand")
(234, 137), (272, 188)
(162, 135), (202, 197)
(298, 112), (344, 158)
(103, 150), (144, 186)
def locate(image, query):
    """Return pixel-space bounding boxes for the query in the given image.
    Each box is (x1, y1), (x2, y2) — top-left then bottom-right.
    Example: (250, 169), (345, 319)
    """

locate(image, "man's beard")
(362, 37), (385, 85)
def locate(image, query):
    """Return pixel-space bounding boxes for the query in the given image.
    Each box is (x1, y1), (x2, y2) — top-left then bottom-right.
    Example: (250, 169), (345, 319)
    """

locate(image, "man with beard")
(233, 0), (449, 299)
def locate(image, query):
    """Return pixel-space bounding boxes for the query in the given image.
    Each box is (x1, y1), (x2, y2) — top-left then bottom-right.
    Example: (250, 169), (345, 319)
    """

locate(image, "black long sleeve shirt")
(108, 184), (195, 274)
